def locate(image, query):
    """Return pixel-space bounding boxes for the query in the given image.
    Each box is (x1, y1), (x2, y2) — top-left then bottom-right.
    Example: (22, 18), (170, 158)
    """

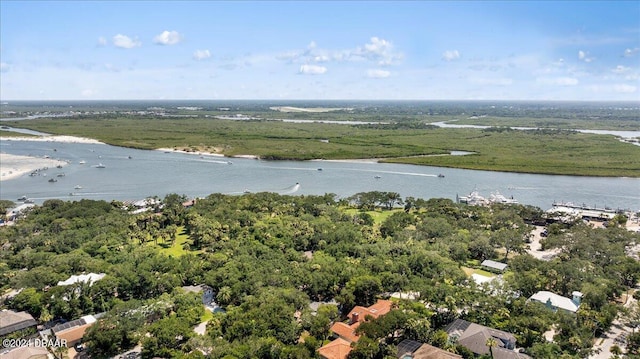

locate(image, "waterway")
(1, 138), (638, 212)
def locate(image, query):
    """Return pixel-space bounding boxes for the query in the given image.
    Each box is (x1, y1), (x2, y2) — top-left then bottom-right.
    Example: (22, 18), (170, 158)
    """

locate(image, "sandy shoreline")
(0, 135), (104, 144)
(155, 147), (259, 159)
(0, 153), (68, 182)
(1, 135), (102, 182)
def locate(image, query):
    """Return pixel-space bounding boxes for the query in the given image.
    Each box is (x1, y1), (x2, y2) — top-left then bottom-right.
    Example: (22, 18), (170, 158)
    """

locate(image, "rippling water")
(1, 139), (639, 211)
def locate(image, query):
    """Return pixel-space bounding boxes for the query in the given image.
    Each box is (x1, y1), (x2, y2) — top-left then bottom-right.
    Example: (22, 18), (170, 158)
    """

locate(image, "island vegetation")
(1, 192), (639, 358)
(1, 100), (639, 177)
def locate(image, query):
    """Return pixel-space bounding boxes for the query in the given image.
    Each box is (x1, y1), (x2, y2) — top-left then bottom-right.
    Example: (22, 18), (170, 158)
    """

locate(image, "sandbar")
(0, 135), (104, 144)
(156, 147), (259, 159)
(0, 153), (67, 182)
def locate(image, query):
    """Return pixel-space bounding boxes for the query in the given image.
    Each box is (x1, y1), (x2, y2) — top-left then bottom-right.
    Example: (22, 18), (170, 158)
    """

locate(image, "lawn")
(156, 226), (199, 257)
(461, 266), (496, 278)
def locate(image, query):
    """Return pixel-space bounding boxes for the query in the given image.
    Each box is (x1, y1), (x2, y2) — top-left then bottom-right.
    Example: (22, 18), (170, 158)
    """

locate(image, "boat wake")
(278, 182), (301, 194)
(347, 168), (438, 177)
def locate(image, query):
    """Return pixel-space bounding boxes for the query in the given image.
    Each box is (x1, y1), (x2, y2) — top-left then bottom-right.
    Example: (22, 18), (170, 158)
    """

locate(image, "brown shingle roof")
(0, 310), (37, 336)
(413, 344), (463, 359)
(0, 345), (49, 359)
(330, 321), (360, 343)
(317, 338), (352, 359)
(54, 323), (91, 345)
(347, 299), (393, 323)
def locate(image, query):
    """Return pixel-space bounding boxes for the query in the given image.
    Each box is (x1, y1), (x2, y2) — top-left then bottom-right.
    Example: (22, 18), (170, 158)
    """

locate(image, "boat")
(374, 175), (381, 179)
(56, 164), (62, 168)
(227, 161), (233, 165)
(17, 195), (28, 201)
(489, 191), (518, 204)
(457, 190), (487, 206)
(317, 168), (323, 171)
(437, 174), (445, 178)
(128, 156), (133, 159)
(95, 163), (106, 168)
(74, 185), (82, 189)
(57, 173), (65, 177)
(48, 178), (57, 183)
(79, 160), (86, 164)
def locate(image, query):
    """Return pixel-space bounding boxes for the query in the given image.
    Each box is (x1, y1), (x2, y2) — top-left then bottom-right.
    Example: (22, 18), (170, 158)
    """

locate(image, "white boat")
(95, 163), (106, 168)
(74, 185), (83, 189)
(79, 160), (86, 164)
(457, 190), (487, 206)
(489, 191), (518, 204)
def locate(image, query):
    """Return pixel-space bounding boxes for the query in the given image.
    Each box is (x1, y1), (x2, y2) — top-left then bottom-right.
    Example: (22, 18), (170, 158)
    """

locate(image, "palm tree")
(217, 286), (232, 305)
(486, 337), (497, 358)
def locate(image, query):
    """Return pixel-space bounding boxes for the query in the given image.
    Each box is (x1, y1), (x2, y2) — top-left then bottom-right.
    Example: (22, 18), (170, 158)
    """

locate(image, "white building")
(528, 290), (582, 313)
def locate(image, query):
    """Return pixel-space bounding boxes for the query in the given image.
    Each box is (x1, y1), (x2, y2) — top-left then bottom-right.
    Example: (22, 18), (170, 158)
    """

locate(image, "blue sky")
(1, 1), (639, 101)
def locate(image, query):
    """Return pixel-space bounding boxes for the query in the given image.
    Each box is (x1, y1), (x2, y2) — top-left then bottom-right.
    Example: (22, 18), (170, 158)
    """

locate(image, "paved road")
(589, 294), (637, 359)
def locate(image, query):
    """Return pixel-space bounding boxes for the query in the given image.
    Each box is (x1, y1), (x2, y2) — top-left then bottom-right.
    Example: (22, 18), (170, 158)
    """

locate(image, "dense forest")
(1, 192), (639, 358)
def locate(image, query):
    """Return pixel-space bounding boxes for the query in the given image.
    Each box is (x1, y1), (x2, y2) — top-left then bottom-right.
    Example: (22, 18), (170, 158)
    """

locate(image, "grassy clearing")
(6, 117), (639, 177)
(156, 226), (197, 257)
(200, 307), (214, 323)
(461, 266), (496, 278)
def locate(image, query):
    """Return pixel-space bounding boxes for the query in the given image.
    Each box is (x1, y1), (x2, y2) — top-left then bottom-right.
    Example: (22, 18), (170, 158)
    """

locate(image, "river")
(1, 138), (638, 212)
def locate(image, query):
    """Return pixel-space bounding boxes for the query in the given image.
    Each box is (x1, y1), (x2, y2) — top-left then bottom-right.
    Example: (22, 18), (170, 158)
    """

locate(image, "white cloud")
(358, 37), (402, 65)
(276, 37), (402, 67)
(153, 30), (183, 45)
(623, 48), (639, 57)
(193, 49), (211, 60)
(578, 50), (593, 63)
(613, 84), (637, 93)
(442, 50), (460, 61)
(97, 37), (107, 46)
(537, 77), (579, 86)
(367, 69), (390, 78)
(113, 34), (141, 49)
(299, 64), (327, 75)
(0, 62), (9, 72)
(612, 65), (630, 74)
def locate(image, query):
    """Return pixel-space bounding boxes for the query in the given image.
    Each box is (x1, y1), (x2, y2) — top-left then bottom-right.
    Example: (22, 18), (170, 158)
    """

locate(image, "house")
(528, 290), (582, 313)
(317, 338), (352, 359)
(481, 260), (508, 273)
(0, 310), (37, 337)
(0, 345), (51, 359)
(181, 284), (214, 305)
(57, 273), (106, 287)
(445, 319), (520, 357)
(50, 314), (101, 347)
(397, 339), (462, 359)
(317, 299), (393, 359)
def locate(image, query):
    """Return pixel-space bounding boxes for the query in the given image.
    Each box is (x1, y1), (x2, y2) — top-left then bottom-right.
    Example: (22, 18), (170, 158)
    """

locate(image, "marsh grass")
(6, 117), (639, 177)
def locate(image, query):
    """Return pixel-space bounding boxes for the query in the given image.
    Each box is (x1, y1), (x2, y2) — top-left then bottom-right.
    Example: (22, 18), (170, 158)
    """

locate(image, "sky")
(1, 1), (639, 101)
